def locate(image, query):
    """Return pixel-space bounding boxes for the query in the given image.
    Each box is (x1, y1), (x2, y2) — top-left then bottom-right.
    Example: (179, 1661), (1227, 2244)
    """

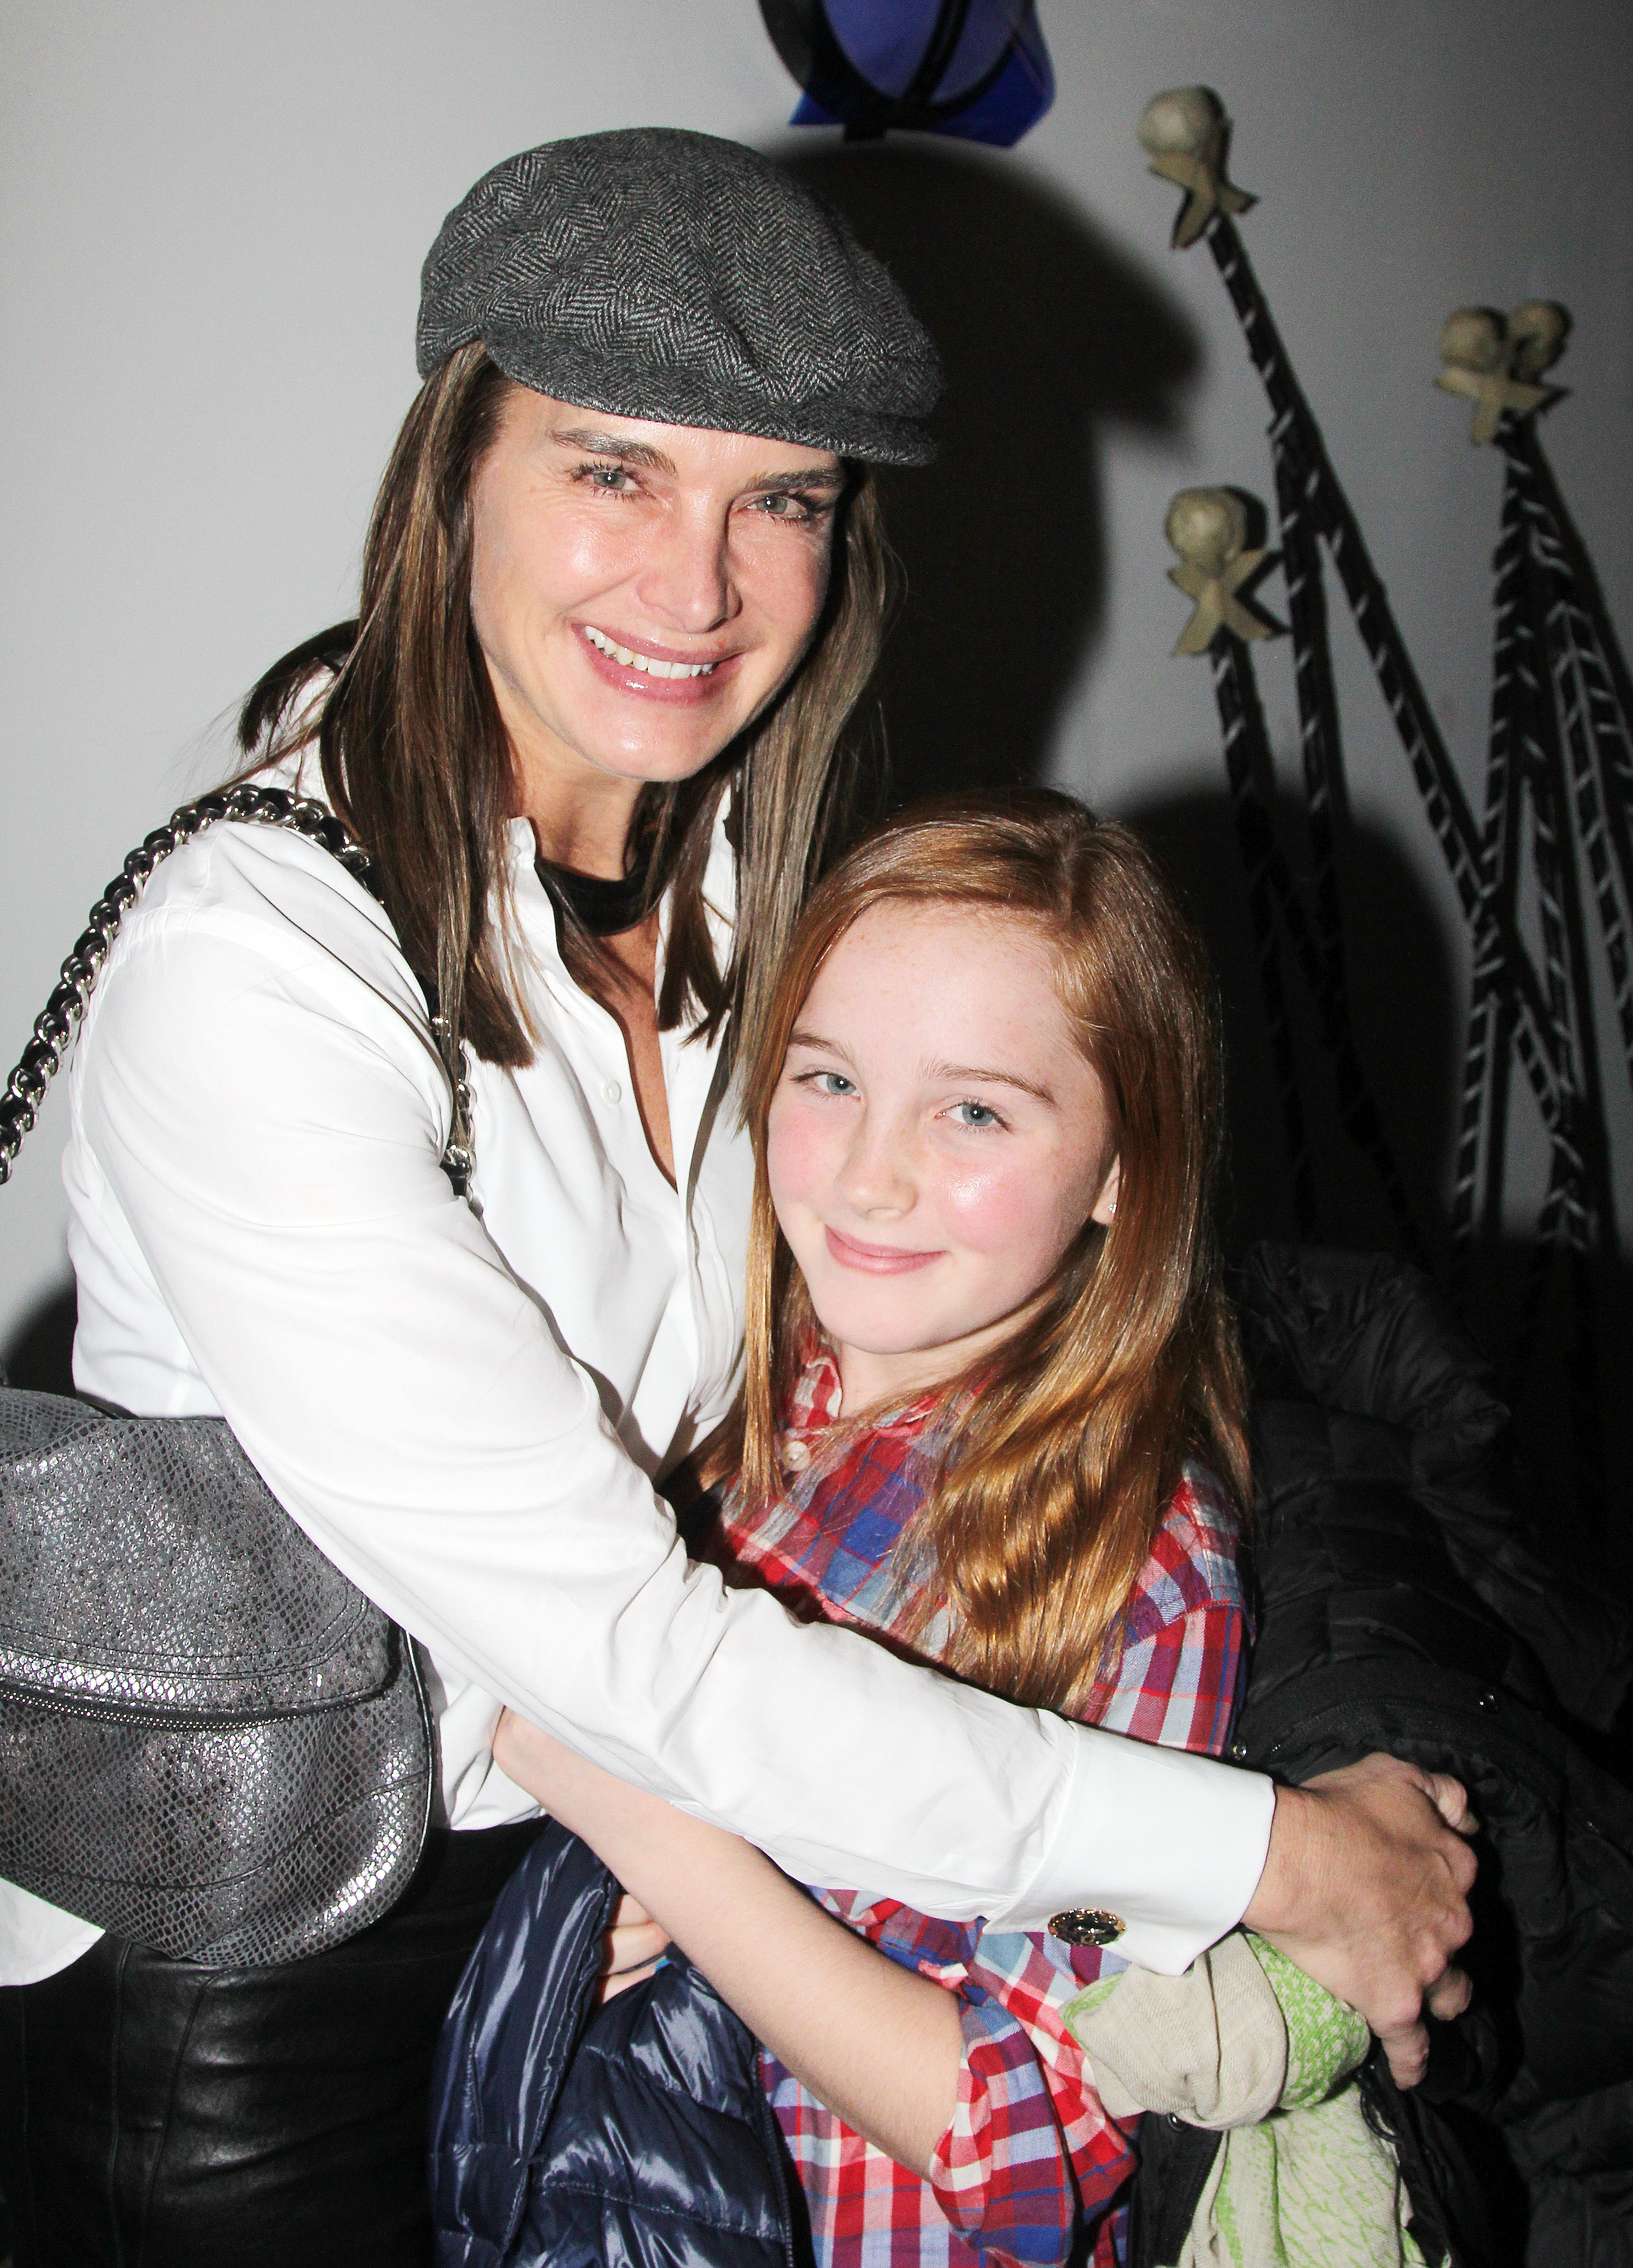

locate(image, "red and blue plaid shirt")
(703, 1346), (1249, 2268)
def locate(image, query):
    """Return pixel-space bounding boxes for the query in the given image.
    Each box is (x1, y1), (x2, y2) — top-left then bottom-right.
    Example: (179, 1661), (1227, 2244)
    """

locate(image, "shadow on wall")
(1137, 782), (1633, 1589)
(776, 137), (1202, 803)
(1129, 786), (1460, 1261)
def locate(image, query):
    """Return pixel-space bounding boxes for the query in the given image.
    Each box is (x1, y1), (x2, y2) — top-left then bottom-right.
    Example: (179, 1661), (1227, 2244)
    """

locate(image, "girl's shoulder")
(1121, 1461), (1247, 1641)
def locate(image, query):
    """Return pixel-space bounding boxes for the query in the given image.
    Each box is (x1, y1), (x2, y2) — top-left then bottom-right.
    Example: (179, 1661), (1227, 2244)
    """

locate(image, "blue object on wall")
(758, 0), (1055, 148)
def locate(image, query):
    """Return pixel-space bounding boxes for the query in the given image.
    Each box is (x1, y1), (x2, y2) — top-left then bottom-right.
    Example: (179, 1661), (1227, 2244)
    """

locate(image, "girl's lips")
(824, 1226), (943, 1275)
(575, 621), (739, 704)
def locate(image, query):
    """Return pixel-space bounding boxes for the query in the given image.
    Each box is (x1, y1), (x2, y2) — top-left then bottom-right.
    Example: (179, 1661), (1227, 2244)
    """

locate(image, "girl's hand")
(489, 1703), (960, 2172)
(599, 1892), (671, 2003)
(493, 1708), (674, 2001)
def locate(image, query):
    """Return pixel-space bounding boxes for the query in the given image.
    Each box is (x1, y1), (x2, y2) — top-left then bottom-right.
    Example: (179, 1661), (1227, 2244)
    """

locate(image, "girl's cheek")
(765, 1096), (834, 1212)
(936, 1156), (1053, 1255)
(941, 1151), (1095, 1290)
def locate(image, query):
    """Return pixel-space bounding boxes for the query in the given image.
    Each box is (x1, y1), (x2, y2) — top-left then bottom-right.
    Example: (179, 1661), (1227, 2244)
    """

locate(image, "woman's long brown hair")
(237, 343), (896, 1073)
(724, 791), (1249, 1717)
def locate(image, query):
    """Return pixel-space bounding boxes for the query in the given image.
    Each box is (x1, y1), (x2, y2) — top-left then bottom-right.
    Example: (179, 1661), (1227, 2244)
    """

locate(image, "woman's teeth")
(583, 625), (717, 679)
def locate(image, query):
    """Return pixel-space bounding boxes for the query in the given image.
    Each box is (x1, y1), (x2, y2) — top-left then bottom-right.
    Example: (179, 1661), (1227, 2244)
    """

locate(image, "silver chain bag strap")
(0, 783), (468, 1965)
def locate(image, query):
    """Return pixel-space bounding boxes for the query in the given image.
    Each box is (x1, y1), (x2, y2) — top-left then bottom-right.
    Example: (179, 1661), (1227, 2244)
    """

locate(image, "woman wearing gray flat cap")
(0, 128), (1473, 2265)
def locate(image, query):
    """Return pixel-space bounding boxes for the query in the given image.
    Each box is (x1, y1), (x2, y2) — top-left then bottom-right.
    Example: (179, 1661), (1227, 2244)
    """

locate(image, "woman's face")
(468, 386), (846, 799)
(766, 901), (1122, 1414)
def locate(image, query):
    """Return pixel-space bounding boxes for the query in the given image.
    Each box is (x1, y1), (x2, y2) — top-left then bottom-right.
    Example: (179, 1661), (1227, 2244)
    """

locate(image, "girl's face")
(468, 386), (846, 799)
(766, 902), (1122, 1414)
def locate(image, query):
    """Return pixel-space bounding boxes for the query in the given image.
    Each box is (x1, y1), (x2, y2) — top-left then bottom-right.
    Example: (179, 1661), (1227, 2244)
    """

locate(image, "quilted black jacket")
(1152, 1243), (1633, 2268)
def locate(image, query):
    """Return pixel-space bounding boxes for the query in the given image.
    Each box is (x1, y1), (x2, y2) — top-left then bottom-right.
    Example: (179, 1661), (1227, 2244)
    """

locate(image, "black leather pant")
(0, 1818), (547, 2268)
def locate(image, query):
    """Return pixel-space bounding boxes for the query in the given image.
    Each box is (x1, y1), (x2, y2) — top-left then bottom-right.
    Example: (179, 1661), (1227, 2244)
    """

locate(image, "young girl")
(490, 790), (1252, 2266)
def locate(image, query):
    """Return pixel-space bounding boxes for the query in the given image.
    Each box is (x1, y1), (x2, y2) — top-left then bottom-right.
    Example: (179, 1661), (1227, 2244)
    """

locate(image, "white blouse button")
(602, 1079), (623, 1106)
(780, 1437), (811, 1472)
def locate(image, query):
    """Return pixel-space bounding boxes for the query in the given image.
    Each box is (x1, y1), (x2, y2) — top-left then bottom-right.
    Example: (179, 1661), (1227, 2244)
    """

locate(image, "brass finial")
(1436, 302), (1569, 443)
(1165, 489), (1276, 655)
(1139, 87), (1256, 250)
(1507, 301), (1571, 383)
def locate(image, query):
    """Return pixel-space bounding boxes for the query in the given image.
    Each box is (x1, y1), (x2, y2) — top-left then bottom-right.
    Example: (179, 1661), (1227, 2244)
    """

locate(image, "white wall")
(3, 0), (1630, 1354)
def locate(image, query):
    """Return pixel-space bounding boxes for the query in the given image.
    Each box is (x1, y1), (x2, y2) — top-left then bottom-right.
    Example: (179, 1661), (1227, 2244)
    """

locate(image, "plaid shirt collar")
(774, 1338), (943, 1478)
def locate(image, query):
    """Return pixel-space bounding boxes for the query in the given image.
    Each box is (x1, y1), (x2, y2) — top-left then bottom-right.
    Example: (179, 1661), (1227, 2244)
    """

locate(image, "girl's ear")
(1090, 1153), (1121, 1229)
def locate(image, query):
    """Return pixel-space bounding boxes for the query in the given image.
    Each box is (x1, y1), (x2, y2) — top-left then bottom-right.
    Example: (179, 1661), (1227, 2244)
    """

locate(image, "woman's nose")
(634, 501), (738, 633)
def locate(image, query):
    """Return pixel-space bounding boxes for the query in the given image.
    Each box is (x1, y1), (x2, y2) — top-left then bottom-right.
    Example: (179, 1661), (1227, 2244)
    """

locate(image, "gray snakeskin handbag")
(0, 784), (468, 1965)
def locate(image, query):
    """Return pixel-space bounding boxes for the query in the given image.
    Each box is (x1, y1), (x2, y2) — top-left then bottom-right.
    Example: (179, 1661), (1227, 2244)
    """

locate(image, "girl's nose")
(634, 500), (738, 633)
(836, 1111), (916, 1217)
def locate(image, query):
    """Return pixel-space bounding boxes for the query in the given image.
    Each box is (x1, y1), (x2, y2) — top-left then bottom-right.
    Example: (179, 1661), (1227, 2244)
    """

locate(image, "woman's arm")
(494, 1709), (962, 2176)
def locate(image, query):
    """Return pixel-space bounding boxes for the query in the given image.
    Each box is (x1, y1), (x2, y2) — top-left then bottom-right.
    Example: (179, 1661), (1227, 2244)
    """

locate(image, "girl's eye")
(796, 1069), (856, 1098)
(950, 1100), (1004, 1130)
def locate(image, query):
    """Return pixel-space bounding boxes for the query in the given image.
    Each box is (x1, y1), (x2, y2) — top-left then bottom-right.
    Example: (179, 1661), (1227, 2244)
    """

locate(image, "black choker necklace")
(535, 853), (655, 938)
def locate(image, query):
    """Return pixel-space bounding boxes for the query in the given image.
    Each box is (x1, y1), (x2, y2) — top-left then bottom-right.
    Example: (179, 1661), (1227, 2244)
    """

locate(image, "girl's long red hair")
(714, 790), (1248, 1716)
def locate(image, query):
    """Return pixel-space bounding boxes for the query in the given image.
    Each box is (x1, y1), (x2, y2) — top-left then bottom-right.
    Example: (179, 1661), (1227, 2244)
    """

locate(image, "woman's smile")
(574, 620), (741, 703)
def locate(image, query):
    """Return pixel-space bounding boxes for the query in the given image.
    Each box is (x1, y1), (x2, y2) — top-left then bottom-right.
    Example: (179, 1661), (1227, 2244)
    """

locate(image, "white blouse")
(0, 751), (1273, 1985)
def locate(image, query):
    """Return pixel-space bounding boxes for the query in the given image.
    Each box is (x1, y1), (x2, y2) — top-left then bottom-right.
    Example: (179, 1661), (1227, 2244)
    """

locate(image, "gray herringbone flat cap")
(418, 128), (940, 466)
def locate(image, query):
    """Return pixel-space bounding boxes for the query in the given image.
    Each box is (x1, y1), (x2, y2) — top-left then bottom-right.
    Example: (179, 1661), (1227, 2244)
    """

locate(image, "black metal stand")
(1176, 204), (1632, 1540)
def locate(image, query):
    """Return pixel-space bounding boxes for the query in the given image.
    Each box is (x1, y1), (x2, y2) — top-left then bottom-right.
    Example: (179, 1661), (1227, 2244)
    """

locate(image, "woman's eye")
(950, 1100), (1003, 1130)
(753, 490), (819, 522)
(797, 1069), (855, 1098)
(578, 461), (637, 494)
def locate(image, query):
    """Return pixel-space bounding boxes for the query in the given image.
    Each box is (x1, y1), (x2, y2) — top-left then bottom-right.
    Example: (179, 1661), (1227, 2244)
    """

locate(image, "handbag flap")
(0, 1389), (392, 1714)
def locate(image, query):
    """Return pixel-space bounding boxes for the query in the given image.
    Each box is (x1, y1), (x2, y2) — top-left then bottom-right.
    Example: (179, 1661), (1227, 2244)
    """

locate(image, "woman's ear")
(1090, 1154), (1121, 1229)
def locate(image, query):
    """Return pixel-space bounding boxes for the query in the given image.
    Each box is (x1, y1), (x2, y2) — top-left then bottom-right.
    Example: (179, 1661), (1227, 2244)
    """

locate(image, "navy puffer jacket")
(428, 1817), (800, 2268)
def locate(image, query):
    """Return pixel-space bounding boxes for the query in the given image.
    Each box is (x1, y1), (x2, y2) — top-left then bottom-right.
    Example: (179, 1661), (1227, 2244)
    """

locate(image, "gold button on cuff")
(1048, 1907), (1126, 1948)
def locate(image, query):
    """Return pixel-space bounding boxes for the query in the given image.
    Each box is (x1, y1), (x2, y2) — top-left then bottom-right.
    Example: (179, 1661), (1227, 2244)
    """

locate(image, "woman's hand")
(1242, 1755), (1478, 2088)
(600, 1893), (671, 2003)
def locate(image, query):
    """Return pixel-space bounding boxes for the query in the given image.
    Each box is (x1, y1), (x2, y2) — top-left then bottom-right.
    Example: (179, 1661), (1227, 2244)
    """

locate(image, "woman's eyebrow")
(746, 464), (847, 492)
(934, 1062), (1057, 1105)
(549, 425), (843, 494)
(550, 424), (677, 472)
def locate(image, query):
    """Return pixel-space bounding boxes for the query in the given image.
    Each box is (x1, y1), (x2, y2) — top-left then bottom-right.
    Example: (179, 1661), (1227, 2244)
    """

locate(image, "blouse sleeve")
(66, 833), (1271, 1951)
